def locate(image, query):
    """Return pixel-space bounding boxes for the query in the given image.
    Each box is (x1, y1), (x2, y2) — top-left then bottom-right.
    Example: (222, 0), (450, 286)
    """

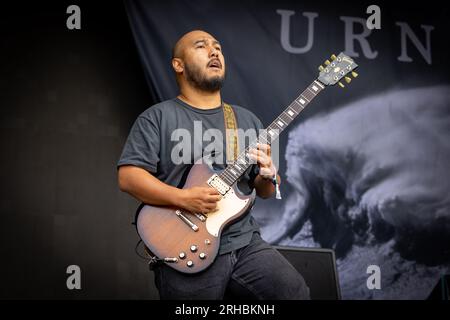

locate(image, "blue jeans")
(153, 232), (310, 300)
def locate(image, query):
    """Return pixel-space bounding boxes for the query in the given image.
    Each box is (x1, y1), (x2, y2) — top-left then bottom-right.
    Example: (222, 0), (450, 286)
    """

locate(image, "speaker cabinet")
(274, 246), (341, 300)
(427, 275), (450, 300)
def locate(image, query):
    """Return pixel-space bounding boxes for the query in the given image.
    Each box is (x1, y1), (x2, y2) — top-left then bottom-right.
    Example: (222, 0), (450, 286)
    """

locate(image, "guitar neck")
(219, 79), (326, 186)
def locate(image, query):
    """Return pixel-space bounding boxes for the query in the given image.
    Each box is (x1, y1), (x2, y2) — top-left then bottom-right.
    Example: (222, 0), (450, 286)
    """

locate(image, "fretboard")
(218, 79), (325, 186)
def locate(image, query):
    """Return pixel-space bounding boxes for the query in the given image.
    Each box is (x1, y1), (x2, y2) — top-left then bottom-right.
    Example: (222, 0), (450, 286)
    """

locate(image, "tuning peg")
(331, 54), (337, 60)
(324, 60), (331, 65)
(345, 76), (352, 84)
(338, 81), (345, 88)
(351, 71), (358, 78)
(318, 65), (324, 71)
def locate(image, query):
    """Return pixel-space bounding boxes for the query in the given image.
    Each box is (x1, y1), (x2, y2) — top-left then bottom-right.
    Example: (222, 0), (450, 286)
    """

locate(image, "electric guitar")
(136, 52), (359, 273)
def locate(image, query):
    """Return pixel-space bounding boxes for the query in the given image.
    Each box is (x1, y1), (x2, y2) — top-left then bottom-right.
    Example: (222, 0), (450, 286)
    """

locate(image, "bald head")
(171, 30), (225, 93)
(172, 30), (219, 59)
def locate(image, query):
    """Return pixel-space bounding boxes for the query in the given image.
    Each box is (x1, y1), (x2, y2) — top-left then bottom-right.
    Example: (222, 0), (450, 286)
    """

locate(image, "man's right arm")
(118, 165), (221, 214)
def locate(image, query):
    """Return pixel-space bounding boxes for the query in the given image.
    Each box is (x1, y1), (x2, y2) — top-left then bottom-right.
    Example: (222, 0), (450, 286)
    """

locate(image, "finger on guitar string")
(256, 143), (271, 155)
(248, 149), (272, 167)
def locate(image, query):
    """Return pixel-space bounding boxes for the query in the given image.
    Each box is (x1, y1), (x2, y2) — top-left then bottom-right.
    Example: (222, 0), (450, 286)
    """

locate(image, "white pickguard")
(205, 188), (250, 237)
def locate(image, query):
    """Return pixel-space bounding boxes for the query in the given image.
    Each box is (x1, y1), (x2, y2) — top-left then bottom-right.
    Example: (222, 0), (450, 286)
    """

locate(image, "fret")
(286, 107), (297, 117)
(302, 92), (312, 100)
(272, 121), (283, 130)
(268, 115), (290, 136)
(292, 100), (304, 112)
(283, 110), (293, 120)
(299, 95), (309, 104)
(222, 169), (234, 179)
(309, 87), (318, 97)
(306, 87), (316, 96)
(266, 128), (278, 141)
(304, 89), (314, 100)
(297, 102), (307, 111)
(228, 167), (239, 177)
(309, 82), (321, 94)
(240, 162), (248, 169)
(219, 173), (233, 185)
(314, 80), (325, 89)
(277, 117), (288, 126)
(279, 113), (292, 124)
(297, 98), (307, 106)
(222, 175), (233, 185)
(311, 83), (320, 92)
(258, 137), (269, 146)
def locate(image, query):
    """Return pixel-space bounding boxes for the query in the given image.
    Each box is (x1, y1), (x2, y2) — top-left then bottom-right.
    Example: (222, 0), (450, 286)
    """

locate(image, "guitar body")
(136, 161), (255, 274)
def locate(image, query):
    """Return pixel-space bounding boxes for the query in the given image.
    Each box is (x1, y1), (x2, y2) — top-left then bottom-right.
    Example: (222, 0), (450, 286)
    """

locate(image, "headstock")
(317, 52), (358, 88)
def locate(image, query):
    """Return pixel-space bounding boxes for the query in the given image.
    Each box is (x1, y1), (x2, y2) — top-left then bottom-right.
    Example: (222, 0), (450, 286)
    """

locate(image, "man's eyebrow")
(193, 39), (221, 46)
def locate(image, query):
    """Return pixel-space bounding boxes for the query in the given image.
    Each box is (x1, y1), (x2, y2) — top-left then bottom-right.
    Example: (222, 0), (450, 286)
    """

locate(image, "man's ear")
(172, 58), (184, 73)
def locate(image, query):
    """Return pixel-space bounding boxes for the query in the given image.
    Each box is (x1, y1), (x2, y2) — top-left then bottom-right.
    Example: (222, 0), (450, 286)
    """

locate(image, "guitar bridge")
(207, 174), (231, 196)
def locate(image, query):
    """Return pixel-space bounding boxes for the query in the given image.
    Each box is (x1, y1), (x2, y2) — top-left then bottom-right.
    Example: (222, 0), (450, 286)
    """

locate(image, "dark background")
(0, 1), (156, 299)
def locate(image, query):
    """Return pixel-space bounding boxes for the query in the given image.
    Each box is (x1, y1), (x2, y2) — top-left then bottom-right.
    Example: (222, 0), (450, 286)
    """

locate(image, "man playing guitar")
(117, 30), (310, 300)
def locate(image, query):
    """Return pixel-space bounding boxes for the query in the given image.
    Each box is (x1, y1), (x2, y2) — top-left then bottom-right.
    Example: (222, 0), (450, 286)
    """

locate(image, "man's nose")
(209, 47), (219, 57)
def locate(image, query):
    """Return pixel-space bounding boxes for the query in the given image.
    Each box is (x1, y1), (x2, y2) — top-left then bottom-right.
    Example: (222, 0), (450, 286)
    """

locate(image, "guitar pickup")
(175, 210), (199, 231)
(207, 174), (231, 196)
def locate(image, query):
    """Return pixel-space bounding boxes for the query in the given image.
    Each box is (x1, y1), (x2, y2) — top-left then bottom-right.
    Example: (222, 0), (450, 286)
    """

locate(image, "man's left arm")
(249, 143), (280, 199)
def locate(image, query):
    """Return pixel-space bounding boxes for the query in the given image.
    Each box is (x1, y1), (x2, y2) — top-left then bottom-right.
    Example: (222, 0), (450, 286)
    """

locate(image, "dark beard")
(184, 62), (225, 92)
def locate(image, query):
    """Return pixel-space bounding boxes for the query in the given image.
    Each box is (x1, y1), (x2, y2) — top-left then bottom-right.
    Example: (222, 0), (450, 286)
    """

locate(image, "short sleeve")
(255, 117), (264, 132)
(117, 115), (160, 173)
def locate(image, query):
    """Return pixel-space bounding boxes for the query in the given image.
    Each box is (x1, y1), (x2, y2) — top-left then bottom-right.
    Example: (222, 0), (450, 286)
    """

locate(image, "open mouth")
(208, 60), (222, 69)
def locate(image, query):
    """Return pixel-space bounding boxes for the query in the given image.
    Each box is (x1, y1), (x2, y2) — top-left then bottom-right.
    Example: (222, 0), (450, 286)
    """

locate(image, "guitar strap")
(223, 103), (239, 163)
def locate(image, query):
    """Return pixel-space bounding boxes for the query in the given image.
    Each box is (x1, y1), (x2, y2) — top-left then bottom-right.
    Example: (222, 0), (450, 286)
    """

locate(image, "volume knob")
(187, 260), (194, 268)
(190, 245), (198, 252)
(199, 252), (207, 260)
